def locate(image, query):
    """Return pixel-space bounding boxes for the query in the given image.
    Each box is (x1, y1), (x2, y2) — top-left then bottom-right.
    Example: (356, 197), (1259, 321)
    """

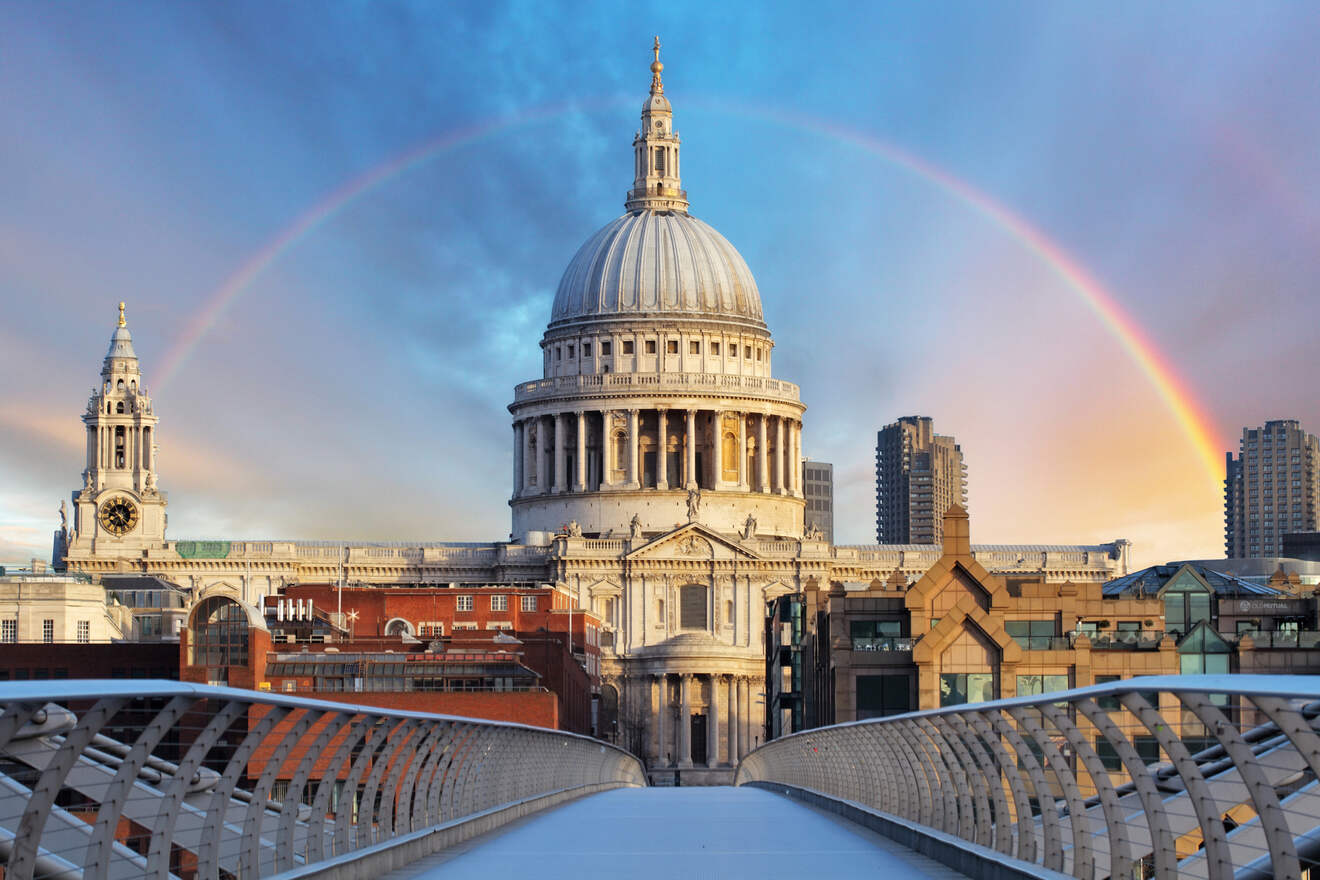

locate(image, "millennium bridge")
(2, 676), (1319, 879)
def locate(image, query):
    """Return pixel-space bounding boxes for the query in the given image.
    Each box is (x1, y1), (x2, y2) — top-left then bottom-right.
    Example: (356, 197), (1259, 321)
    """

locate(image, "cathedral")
(59, 44), (1129, 784)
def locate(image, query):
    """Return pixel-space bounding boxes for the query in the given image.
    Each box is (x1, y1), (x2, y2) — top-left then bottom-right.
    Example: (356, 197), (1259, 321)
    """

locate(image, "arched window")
(115, 401), (125, 414)
(680, 585), (707, 630)
(114, 426), (126, 468)
(130, 380), (137, 391)
(190, 596), (250, 670)
(116, 379), (124, 392)
(384, 618), (415, 638)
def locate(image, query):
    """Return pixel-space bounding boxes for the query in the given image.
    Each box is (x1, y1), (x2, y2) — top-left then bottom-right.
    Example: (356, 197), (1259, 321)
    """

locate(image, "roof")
(1102, 562), (1286, 598)
(550, 210), (764, 327)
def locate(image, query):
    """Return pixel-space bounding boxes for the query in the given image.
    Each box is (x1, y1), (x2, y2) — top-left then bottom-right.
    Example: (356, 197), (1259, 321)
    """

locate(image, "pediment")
(625, 523), (761, 562)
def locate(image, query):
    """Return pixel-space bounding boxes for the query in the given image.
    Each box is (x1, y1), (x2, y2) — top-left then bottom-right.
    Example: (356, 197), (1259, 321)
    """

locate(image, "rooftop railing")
(0, 681), (644, 879)
(738, 675), (1320, 879)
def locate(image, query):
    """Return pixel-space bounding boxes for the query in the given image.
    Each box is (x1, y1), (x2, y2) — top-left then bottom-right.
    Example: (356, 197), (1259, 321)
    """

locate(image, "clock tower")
(63, 303), (168, 569)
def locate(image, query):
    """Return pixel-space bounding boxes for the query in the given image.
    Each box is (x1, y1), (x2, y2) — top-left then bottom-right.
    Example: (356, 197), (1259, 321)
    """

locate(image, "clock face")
(98, 497), (138, 536)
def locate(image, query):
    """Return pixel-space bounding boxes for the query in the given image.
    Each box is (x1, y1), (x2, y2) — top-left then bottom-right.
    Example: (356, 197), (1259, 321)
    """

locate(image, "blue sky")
(3, 2), (1318, 566)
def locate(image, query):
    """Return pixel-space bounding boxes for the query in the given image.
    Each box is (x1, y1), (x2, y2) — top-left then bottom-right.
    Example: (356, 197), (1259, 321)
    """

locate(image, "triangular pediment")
(625, 523), (761, 562)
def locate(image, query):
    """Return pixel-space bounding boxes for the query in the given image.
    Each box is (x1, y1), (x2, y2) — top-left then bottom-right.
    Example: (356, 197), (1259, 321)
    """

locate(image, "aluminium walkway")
(383, 786), (966, 879)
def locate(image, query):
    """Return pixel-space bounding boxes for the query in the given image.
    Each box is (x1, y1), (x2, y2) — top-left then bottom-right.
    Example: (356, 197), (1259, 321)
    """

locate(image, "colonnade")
(90, 424), (154, 473)
(645, 672), (759, 769)
(512, 408), (802, 498)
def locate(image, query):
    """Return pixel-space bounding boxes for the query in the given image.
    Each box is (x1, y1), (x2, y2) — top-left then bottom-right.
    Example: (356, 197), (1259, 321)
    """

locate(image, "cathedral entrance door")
(691, 713), (707, 765)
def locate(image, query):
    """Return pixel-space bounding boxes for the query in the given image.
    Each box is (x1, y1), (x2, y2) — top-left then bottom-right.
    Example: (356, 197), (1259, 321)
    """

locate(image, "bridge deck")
(385, 786), (965, 879)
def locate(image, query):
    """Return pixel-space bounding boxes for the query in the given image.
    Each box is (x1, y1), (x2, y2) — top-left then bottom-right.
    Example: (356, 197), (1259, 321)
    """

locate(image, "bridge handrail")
(737, 674), (1320, 879)
(0, 680), (645, 879)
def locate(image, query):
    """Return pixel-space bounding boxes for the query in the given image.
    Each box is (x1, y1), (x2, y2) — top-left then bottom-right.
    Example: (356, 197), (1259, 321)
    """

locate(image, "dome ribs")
(548, 211), (767, 328)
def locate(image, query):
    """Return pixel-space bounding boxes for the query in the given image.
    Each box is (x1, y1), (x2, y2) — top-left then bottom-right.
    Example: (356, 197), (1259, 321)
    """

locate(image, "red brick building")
(179, 583), (601, 735)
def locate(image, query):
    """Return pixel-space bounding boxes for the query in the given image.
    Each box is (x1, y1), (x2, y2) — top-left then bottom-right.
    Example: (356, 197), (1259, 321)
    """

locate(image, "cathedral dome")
(549, 209), (764, 327)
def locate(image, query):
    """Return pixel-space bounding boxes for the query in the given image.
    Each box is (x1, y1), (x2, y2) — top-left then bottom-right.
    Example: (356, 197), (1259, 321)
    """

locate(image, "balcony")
(513, 372), (801, 405)
(1084, 630), (1166, 650)
(1238, 630), (1320, 649)
(851, 636), (916, 653)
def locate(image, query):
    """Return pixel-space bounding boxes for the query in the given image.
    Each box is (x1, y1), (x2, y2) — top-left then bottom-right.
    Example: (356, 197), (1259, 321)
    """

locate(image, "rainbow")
(151, 96), (629, 393)
(152, 96), (1225, 494)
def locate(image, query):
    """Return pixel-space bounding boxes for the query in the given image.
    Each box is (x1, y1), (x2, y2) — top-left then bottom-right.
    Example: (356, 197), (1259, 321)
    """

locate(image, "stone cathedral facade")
(59, 46), (1130, 784)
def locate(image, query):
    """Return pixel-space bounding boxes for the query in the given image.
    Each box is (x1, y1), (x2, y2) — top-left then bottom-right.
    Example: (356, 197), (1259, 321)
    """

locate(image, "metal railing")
(736, 675), (1320, 879)
(0, 680), (645, 879)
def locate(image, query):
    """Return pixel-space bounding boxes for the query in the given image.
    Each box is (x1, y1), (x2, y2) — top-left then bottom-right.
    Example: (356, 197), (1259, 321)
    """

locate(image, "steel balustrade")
(736, 675), (1320, 879)
(0, 681), (645, 879)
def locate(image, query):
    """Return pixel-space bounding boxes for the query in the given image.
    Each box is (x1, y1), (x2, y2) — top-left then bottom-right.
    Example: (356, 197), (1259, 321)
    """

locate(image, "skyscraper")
(1224, 419), (1320, 558)
(875, 416), (967, 544)
(802, 461), (834, 543)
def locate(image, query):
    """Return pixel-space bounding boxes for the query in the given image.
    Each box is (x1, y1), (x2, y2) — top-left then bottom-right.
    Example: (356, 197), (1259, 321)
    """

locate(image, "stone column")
(791, 421), (802, 496)
(513, 421), (523, 497)
(711, 410), (723, 488)
(575, 411), (587, 492)
(627, 409), (641, 489)
(685, 409), (697, 489)
(678, 673), (693, 767)
(726, 675), (739, 764)
(737, 676), (749, 758)
(656, 408), (668, 490)
(553, 413), (567, 493)
(654, 674), (666, 766)
(522, 418), (534, 493)
(706, 675), (719, 768)
(758, 414), (769, 492)
(774, 417), (785, 494)
(737, 413), (748, 489)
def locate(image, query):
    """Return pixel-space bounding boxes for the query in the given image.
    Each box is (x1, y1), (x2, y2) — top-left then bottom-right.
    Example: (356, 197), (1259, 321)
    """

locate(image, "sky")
(2, 2), (1318, 569)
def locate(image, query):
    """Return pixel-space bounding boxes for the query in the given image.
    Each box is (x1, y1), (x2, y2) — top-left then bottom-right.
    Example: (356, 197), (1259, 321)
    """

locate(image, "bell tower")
(64, 303), (168, 567)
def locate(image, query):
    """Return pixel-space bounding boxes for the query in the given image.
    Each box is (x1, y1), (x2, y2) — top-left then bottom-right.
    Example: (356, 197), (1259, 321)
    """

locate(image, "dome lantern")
(626, 36), (688, 214)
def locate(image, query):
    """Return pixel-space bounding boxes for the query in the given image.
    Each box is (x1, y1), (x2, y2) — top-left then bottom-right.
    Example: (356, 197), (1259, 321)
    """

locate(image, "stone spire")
(626, 36), (689, 213)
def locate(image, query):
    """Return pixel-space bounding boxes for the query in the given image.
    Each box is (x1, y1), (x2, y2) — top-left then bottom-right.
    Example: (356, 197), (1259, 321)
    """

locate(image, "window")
(654, 147), (665, 174)
(744, 345), (752, 359)
(850, 619), (904, 650)
(490, 595), (508, 611)
(456, 595), (474, 612)
(645, 339), (657, 354)
(621, 340), (634, 355)
(582, 342), (591, 357)
(1006, 620), (1056, 650)
(939, 673), (994, 706)
(756, 348), (762, 361)
(2, 620), (16, 642)
(679, 585), (707, 629)
(856, 675), (911, 719)
(601, 341), (611, 356)
(689, 341), (700, 355)
(567, 344), (575, 358)
(711, 342), (720, 355)
(1163, 581), (1211, 637)
(1016, 674), (1069, 697)
(42, 619), (54, 643)
(76, 620), (90, 644)
(521, 595), (538, 612)
(554, 347), (561, 361)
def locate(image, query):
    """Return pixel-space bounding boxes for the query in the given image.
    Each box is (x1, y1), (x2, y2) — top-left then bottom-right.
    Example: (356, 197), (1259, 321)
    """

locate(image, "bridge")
(0, 676), (1318, 879)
